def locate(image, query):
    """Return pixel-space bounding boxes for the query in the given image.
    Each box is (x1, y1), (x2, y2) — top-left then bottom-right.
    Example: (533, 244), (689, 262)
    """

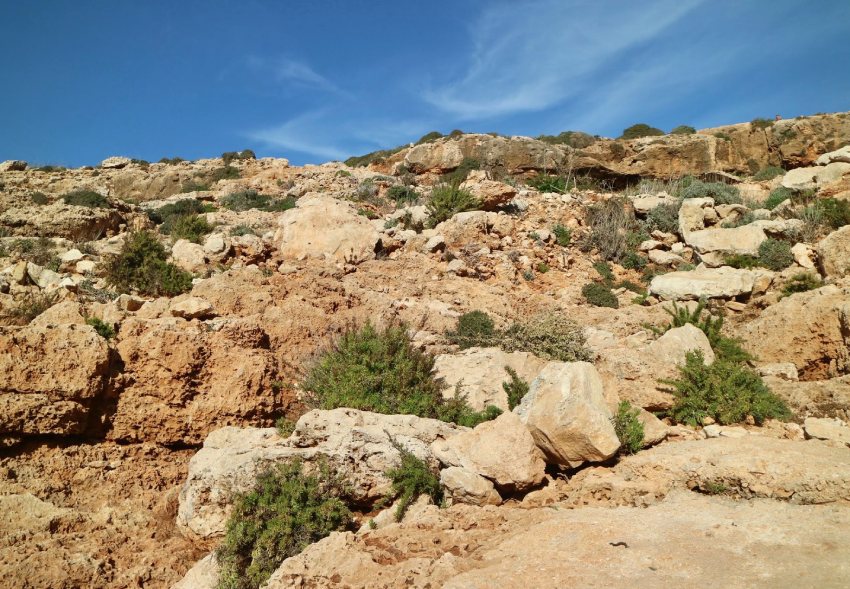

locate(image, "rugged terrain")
(1, 112), (850, 588)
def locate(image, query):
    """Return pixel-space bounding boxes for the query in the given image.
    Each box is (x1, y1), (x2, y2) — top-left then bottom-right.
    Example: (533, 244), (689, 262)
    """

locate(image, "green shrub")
(62, 190), (109, 208)
(620, 124), (664, 139)
(8, 237), (55, 266)
(714, 132), (732, 141)
(104, 231), (192, 296)
(721, 211), (756, 229)
(426, 183), (479, 226)
(752, 166), (784, 181)
(148, 199), (210, 224)
(221, 149), (256, 165)
(813, 198), (850, 229)
(643, 202), (681, 234)
(781, 272), (822, 296)
(593, 261), (615, 284)
(215, 461), (351, 589)
(161, 213), (213, 243)
(552, 224), (572, 246)
(445, 158), (480, 184)
(757, 238), (793, 271)
(582, 282), (619, 308)
(384, 444), (442, 522)
(612, 401), (644, 454)
(620, 251), (647, 270)
(681, 180), (741, 205)
(536, 261), (550, 273)
(1, 291), (57, 325)
(723, 253), (760, 269)
(159, 157), (185, 165)
(416, 131), (444, 144)
(304, 323), (492, 427)
(527, 174), (567, 194)
(751, 118), (774, 130)
(763, 186), (793, 210)
(663, 351), (790, 426)
(670, 125), (696, 135)
(502, 367), (529, 410)
(230, 225), (256, 237)
(387, 185), (418, 204)
(582, 198), (638, 261)
(344, 145), (405, 168)
(181, 181), (210, 193)
(536, 130), (596, 148)
(208, 165), (241, 183)
(30, 191), (50, 205)
(447, 310), (496, 349)
(500, 312), (592, 362)
(275, 417), (296, 437)
(437, 395), (502, 428)
(651, 300), (752, 364)
(86, 317), (115, 339)
(220, 190), (271, 211)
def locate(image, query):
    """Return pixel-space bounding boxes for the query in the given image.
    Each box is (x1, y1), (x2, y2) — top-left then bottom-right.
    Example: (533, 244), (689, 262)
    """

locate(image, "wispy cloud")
(424, 0), (705, 120)
(246, 55), (342, 94)
(248, 109), (350, 160)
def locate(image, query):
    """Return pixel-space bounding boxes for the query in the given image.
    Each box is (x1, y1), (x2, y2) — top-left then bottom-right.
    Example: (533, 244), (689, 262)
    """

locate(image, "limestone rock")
(816, 145), (850, 165)
(440, 466), (502, 506)
(178, 408), (464, 539)
(432, 347), (549, 411)
(781, 162), (850, 190)
(0, 324), (109, 437)
(515, 362), (619, 468)
(0, 201), (124, 240)
(404, 141), (465, 173)
(0, 159), (27, 172)
(28, 300), (86, 327)
(171, 240), (206, 273)
(817, 225), (850, 278)
(678, 197), (713, 234)
(169, 296), (215, 320)
(685, 225), (766, 257)
(431, 412), (545, 492)
(804, 417), (850, 445)
(766, 375), (850, 421)
(791, 242), (816, 269)
(171, 553), (219, 589)
(648, 323), (715, 366)
(274, 194), (380, 264)
(649, 266), (767, 300)
(100, 156), (131, 169)
(460, 171), (517, 210)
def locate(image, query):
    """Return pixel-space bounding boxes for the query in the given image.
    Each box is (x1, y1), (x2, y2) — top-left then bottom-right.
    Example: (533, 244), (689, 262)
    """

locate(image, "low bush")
(384, 444), (442, 522)
(757, 238), (793, 271)
(620, 123), (664, 140)
(446, 310), (496, 349)
(344, 145), (405, 168)
(663, 351), (790, 426)
(426, 183), (479, 226)
(643, 202), (681, 234)
(670, 125), (696, 135)
(681, 180), (741, 205)
(416, 131), (443, 144)
(387, 185), (418, 204)
(220, 190), (295, 213)
(620, 251), (647, 270)
(161, 213), (213, 243)
(527, 173), (568, 194)
(812, 198), (850, 230)
(651, 300), (752, 364)
(763, 186), (793, 210)
(582, 282), (619, 308)
(221, 149), (256, 165)
(582, 198), (637, 261)
(781, 272), (822, 296)
(148, 199), (210, 224)
(215, 461), (351, 589)
(612, 401), (644, 454)
(499, 312), (593, 361)
(721, 211), (756, 228)
(30, 191), (50, 205)
(7, 237), (55, 266)
(502, 367), (529, 410)
(275, 417), (296, 438)
(158, 157), (185, 165)
(1, 291), (57, 325)
(62, 190), (110, 208)
(104, 231), (192, 296)
(208, 165), (241, 183)
(751, 117), (774, 130)
(552, 223), (572, 246)
(445, 158), (480, 184)
(86, 317), (116, 339)
(593, 261), (615, 284)
(752, 166), (784, 181)
(536, 130), (596, 148)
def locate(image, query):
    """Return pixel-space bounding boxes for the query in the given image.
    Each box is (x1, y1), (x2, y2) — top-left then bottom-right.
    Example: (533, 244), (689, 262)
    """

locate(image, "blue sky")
(2, 0), (848, 167)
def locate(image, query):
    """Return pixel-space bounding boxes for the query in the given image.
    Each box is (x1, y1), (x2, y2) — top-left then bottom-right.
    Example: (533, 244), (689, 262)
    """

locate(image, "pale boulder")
(460, 171), (517, 210)
(171, 240), (206, 273)
(515, 362), (620, 468)
(275, 194), (380, 264)
(170, 296), (215, 320)
(648, 323), (715, 366)
(431, 412), (545, 492)
(791, 242), (816, 269)
(649, 266), (768, 300)
(816, 145), (850, 165)
(817, 225), (850, 278)
(804, 417), (850, 445)
(781, 162), (850, 190)
(404, 141), (464, 173)
(432, 347), (549, 411)
(100, 156), (131, 169)
(685, 225), (766, 257)
(440, 467), (502, 506)
(678, 197), (713, 234)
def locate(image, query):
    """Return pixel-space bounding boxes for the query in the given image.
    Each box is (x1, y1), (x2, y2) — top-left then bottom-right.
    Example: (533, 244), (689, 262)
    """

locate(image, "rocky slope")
(1, 113), (850, 588)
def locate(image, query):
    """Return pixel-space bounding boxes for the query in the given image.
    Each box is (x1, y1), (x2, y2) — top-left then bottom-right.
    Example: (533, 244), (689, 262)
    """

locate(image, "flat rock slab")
(649, 266), (767, 300)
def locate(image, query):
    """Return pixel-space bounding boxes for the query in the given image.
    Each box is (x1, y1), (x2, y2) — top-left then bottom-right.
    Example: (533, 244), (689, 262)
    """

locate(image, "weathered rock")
(678, 197), (713, 234)
(817, 225), (850, 278)
(432, 347), (549, 411)
(781, 161), (850, 190)
(460, 171), (517, 210)
(169, 296), (215, 320)
(100, 156), (131, 169)
(274, 194), (380, 264)
(649, 266), (768, 300)
(440, 467), (502, 506)
(738, 285), (850, 379)
(756, 363), (799, 381)
(28, 300), (86, 327)
(171, 240), (207, 273)
(791, 242), (816, 269)
(431, 412), (545, 493)
(515, 362), (619, 468)
(0, 201), (124, 240)
(0, 159), (27, 172)
(648, 323), (715, 366)
(0, 324), (109, 437)
(816, 145), (850, 165)
(765, 375), (850, 421)
(647, 249), (685, 266)
(171, 553), (219, 589)
(637, 408), (668, 446)
(178, 408), (464, 539)
(685, 225), (766, 257)
(804, 417), (850, 445)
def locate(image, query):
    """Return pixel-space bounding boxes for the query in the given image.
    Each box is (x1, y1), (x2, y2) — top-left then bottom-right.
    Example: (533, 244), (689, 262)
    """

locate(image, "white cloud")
(247, 55), (341, 94)
(248, 109), (349, 160)
(424, 0), (705, 120)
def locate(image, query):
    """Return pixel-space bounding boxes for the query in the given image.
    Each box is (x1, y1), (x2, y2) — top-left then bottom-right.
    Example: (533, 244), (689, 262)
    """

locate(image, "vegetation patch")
(681, 180), (742, 205)
(643, 202), (681, 234)
(582, 282), (619, 308)
(444, 158), (480, 184)
(221, 149), (256, 165)
(781, 272), (822, 297)
(502, 367), (529, 410)
(387, 185), (418, 204)
(620, 123), (664, 139)
(384, 444), (442, 522)
(582, 198), (638, 261)
(536, 130), (596, 148)
(552, 223), (572, 246)
(215, 461), (351, 589)
(426, 183), (479, 226)
(750, 118), (775, 130)
(527, 173), (567, 194)
(220, 190), (295, 212)
(0, 291), (57, 325)
(670, 125), (696, 135)
(86, 317), (116, 339)
(104, 231), (192, 296)
(763, 186), (793, 210)
(752, 166), (784, 181)
(612, 401), (644, 454)
(62, 190), (110, 208)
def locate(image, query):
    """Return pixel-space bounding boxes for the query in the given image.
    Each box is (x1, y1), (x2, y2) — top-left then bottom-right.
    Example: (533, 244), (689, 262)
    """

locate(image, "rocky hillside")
(1, 113), (850, 588)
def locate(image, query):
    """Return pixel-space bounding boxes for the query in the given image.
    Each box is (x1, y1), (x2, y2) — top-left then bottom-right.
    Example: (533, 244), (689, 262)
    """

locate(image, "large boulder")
(460, 171), (517, 210)
(737, 285), (850, 379)
(0, 201), (125, 240)
(765, 375), (850, 421)
(432, 347), (549, 411)
(0, 324), (110, 437)
(439, 467), (502, 506)
(649, 267), (770, 300)
(515, 362), (620, 468)
(100, 156), (131, 169)
(274, 193), (381, 264)
(177, 408), (464, 540)
(110, 317), (282, 445)
(804, 417), (850, 445)
(781, 162), (850, 191)
(431, 412), (546, 493)
(648, 323), (715, 366)
(817, 225), (850, 278)
(816, 145), (850, 165)
(684, 225), (767, 257)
